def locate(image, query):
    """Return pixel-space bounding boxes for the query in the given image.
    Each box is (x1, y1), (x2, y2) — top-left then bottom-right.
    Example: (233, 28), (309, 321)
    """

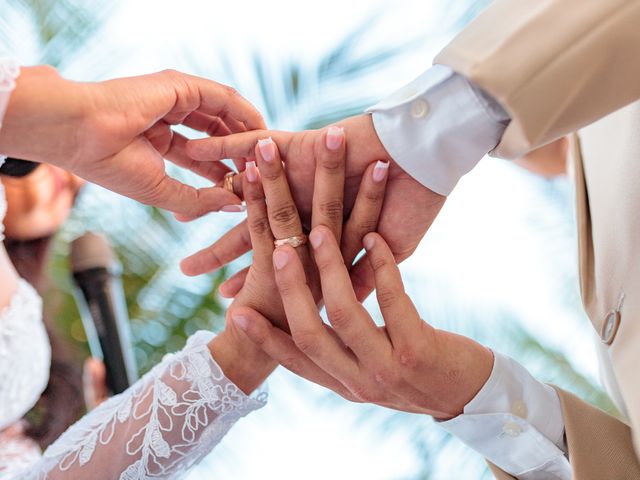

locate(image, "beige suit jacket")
(436, 0), (640, 477)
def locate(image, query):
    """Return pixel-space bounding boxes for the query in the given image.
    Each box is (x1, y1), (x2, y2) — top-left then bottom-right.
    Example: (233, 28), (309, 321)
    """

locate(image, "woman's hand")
(230, 227), (494, 419)
(0, 66), (264, 218)
(184, 115), (445, 301)
(204, 127), (390, 394)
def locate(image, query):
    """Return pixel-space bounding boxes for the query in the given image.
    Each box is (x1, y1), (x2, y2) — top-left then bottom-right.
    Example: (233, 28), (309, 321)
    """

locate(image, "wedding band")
(274, 234), (308, 248)
(223, 172), (236, 193)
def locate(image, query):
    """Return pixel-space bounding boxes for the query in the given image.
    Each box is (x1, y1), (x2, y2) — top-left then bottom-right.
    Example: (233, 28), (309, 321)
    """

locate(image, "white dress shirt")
(368, 65), (571, 479)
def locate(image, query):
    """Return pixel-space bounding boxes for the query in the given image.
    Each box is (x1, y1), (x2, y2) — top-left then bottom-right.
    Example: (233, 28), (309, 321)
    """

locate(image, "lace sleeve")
(18, 331), (267, 480)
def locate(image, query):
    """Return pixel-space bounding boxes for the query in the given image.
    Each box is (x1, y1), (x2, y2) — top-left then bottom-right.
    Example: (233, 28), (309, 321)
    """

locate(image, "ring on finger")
(274, 234), (308, 248)
(223, 171), (236, 193)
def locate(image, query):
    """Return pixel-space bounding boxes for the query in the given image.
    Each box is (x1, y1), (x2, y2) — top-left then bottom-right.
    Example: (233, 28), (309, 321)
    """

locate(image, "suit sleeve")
(435, 0), (640, 159)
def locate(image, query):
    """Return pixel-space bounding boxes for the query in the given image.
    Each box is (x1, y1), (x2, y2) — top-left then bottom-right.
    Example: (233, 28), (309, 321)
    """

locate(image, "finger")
(349, 254), (376, 302)
(181, 220), (251, 276)
(165, 71), (265, 130)
(342, 160), (389, 266)
(145, 123), (233, 184)
(219, 267), (249, 298)
(308, 226), (388, 363)
(182, 111), (248, 172)
(242, 160), (275, 271)
(363, 232), (423, 348)
(254, 137), (304, 241)
(273, 245), (358, 380)
(186, 129), (291, 161)
(83, 358), (108, 409)
(231, 307), (356, 400)
(311, 126), (346, 242)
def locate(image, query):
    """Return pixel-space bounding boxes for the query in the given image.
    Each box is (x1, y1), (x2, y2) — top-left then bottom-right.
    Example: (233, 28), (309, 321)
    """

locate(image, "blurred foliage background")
(0, 0), (618, 478)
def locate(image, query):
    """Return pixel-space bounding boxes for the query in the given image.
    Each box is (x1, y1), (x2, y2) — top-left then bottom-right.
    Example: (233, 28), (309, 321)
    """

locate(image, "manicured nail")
(273, 249), (289, 270)
(258, 137), (276, 162)
(372, 161), (389, 183)
(245, 161), (258, 183)
(232, 312), (249, 331)
(363, 234), (375, 250)
(309, 229), (323, 249)
(221, 204), (246, 212)
(326, 126), (344, 151)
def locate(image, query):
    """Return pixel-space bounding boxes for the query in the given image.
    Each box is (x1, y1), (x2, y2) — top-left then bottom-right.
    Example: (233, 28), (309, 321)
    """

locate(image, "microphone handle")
(73, 268), (138, 394)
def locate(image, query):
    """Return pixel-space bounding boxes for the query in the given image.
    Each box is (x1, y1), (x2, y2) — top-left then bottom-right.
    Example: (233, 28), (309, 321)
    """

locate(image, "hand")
(230, 226), (493, 418)
(0, 66), (265, 217)
(83, 358), (108, 410)
(184, 114), (445, 299)
(206, 129), (389, 394)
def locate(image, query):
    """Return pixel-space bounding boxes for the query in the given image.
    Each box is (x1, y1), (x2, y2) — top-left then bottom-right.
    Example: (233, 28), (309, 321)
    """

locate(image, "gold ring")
(274, 234), (308, 248)
(223, 172), (236, 193)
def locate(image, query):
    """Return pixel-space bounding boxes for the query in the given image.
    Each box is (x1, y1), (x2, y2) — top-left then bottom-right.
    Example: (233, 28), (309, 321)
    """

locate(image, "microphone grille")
(70, 232), (116, 272)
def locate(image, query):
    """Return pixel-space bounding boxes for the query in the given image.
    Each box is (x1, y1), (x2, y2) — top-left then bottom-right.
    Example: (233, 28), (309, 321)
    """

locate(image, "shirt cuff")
(366, 65), (508, 196)
(439, 352), (570, 479)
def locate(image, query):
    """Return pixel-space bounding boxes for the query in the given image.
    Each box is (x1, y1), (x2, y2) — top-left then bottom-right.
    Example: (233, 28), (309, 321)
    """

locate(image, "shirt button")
(410, 99), (429, 119)
(511, 400), (528, 419)
(601, 310), (621, 345)
(502, 421), (523, 437)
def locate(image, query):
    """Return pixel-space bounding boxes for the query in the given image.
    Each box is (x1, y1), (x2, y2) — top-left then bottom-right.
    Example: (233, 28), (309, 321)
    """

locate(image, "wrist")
(0, 66), (91, 166)
(208, 319), (277, 395)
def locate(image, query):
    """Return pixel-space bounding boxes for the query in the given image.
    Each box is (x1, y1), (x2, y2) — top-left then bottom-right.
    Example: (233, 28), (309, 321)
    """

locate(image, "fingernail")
(258, 137), (276, 162)
(309, 229), (323, 249)
(363, 234), (375, 250)
(245, 161), (258, 183)
(221, 204), (246, 212)
(273, 249), (289, 270)
(232, 312), (249, 331)
(372, 161), (389, 183)
(326, 126), (344, 151)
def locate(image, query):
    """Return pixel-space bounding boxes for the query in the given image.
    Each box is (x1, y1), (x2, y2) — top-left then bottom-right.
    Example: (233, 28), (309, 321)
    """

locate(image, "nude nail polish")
(258, 137), (276, 162)
(245, 161), (258, 183)
(221, 204), (246, 212)
(372, 161), (389, 183)
(326, 126), (344, 151)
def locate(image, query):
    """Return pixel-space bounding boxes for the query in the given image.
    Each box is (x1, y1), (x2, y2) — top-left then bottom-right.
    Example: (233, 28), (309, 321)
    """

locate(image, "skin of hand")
(0, 65), (265, 217)
(205, 128), (390, 394)
(184, 114), (445, 300)
(83, 358), (108, 410)
(229, 226), (494, 418)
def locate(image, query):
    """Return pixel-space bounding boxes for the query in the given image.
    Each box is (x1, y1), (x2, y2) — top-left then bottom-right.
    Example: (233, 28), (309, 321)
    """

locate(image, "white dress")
(0, 59), (266, 479)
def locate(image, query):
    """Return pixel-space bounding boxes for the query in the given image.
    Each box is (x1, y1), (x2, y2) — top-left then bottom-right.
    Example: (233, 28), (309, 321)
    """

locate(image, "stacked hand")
(183, 115), (445, 300)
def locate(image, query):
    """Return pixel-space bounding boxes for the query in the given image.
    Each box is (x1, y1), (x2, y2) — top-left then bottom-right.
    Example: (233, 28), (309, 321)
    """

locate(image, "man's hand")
(0, 66), (265, 217)
(231, 226), (494, 418)
(185, 114), (445, 299)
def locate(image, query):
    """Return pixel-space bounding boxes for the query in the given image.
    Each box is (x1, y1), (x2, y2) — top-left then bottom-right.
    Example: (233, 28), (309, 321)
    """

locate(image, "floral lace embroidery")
(0, 280), (51, 432)
(22, 331), (266, 480)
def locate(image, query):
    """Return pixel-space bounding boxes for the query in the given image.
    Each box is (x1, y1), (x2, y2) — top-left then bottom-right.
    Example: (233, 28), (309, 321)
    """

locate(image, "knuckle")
(225, 85), (240, 98)
(292, 330), (322, 357)
(348, 383), (376, 403)
(326, 306), (350, 331)
(363, 188), (384, 203)
(394, 347), (420, 371)
(369, 255), (390, 272)
(320, 155), (344, 173)
(248, 215), (270, 236)
(280, 356), (305, 374)
(373, 369), (400, 389)
(271, 204), (299, 228)
(376, 287), (398, 310)
(354, 219), (378, 236)
(319, 199), (344, 222)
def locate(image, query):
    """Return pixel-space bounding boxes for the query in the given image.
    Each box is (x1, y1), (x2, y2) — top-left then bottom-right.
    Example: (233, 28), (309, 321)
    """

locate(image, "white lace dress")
(0, 59), (266, 479)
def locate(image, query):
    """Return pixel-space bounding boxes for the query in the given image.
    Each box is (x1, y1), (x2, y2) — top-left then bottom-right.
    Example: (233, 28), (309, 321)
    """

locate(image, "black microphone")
(70, 232), (138, 394)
